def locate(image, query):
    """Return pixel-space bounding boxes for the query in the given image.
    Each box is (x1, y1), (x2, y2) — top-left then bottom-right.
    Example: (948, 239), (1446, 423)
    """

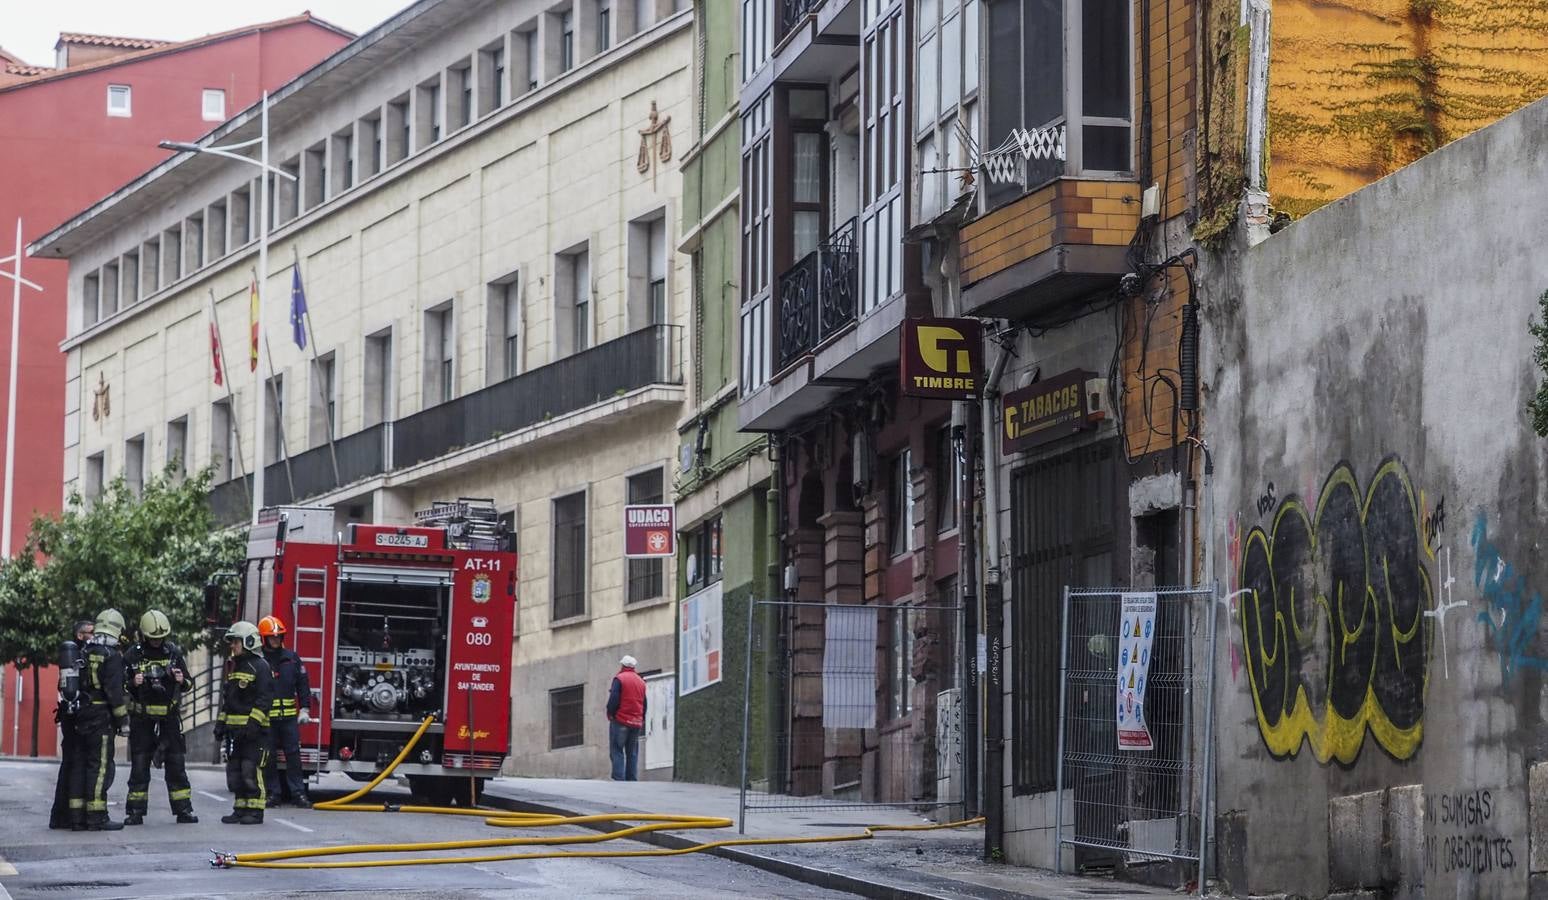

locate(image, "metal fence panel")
(1055, 584), (1216, 896)
(738, 599), (967, 829)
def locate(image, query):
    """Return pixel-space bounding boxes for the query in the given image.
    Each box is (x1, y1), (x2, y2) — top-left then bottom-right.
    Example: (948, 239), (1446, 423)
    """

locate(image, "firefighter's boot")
(176, 812), (199, 824)
(86, 817), (124, 831)
(123, 813), (143, 826)
(220, 811), (244, 824)
(293, 792), (312, 809)
(238, 811), (263, 825)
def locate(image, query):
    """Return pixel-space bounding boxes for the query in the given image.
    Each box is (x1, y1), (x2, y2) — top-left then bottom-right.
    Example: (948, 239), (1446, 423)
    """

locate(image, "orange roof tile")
(55, 32), (172, 50)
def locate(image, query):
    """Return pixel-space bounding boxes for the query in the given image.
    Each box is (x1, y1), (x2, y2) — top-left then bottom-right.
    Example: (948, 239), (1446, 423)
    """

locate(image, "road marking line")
(272, 817), (314, 834)
(0, 857), (16, 876)
(198, 790), (227, 803)
(0, 879), (13, 900)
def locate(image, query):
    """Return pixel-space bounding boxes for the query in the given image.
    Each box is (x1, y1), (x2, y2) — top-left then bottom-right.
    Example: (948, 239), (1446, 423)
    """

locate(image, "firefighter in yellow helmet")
(216, 621), (273, 824)
(69, 608), (128, 830)
(123, 610), (197, 824)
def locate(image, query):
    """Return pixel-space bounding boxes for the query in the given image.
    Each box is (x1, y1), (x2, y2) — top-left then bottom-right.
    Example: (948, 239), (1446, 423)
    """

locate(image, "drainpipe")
(979, 333), (1014, 861)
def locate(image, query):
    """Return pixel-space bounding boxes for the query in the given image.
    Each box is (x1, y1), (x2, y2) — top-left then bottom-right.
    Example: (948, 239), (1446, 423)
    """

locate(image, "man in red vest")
(605, 655), (647, 781)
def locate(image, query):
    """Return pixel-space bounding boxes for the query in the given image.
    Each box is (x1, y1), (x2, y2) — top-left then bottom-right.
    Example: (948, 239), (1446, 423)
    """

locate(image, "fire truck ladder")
(294, 594), (328, 779)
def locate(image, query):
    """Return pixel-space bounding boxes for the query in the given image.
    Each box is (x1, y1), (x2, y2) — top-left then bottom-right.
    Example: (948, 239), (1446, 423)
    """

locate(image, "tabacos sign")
(900, 317), (982, 400)
(624, 504), (675, 558)
(1002, 369), (1098, 453)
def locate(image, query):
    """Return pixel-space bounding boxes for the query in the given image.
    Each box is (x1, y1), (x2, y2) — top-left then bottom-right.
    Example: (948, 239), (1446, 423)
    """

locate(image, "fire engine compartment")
(333, 578), (449, 722)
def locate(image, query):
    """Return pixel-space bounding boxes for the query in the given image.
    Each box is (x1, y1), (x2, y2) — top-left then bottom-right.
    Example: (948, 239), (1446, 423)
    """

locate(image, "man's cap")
(620, 655), (637, 669)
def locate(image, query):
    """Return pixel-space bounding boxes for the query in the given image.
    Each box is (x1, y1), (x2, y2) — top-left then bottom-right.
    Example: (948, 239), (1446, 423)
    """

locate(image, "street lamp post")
(0, 219), (44, 556)
(161, 90), (293, 527)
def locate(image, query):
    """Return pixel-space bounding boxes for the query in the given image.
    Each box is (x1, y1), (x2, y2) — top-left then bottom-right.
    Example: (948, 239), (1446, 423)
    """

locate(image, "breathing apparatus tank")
(57, 638), (84, 709)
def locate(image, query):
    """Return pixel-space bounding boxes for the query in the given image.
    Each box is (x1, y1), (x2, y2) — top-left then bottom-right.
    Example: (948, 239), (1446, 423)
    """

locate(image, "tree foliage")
(1529, 289), (1548, 438)
(0, 464), (246, 670)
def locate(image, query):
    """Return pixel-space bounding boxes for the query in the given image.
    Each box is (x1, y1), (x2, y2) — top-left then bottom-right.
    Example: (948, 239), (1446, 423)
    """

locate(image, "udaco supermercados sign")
(899, 317), (983, 400)
(1002, 369), (1098, 453)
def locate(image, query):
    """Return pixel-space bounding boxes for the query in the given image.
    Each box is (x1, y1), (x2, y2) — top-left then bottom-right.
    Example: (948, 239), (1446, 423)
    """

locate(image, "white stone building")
(33, 0), (693, 779)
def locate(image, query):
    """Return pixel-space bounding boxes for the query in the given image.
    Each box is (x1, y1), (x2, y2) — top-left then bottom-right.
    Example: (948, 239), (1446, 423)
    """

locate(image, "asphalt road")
(0, 759), (858, 899)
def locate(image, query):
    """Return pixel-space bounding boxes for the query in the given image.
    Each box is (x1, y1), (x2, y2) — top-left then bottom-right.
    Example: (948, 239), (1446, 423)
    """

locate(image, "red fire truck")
(205, 500), (516, 804)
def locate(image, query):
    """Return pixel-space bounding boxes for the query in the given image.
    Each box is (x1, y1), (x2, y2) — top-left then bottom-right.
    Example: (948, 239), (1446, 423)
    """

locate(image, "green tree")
(0, 463), (246, 755)
(1529, 289), (1548, 437)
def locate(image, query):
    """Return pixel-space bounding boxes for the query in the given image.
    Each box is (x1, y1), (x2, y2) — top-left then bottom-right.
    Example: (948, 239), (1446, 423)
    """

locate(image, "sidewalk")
(480, 776), (1179, 900)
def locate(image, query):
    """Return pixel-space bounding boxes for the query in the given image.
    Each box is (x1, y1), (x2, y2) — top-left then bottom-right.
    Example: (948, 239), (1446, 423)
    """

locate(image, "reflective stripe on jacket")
(220, 652), (274, 730)
(262, 647), (312, 719)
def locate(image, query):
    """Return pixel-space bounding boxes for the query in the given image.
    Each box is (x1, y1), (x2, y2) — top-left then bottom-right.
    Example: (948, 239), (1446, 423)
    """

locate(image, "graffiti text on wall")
(1424, 788), (1516, 877)
(1471, 513), (1548, 683)
(1239, 457), (1431, 764)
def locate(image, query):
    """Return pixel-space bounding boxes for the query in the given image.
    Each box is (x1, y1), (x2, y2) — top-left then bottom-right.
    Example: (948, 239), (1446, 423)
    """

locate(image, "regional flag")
(290, 264), (308, 350)
(248, 270), (259, 372)
(210, 321), (225, 387)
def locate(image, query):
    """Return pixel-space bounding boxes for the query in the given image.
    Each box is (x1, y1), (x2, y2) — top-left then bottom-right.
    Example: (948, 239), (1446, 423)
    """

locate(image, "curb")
(478, 789), (1030, 900)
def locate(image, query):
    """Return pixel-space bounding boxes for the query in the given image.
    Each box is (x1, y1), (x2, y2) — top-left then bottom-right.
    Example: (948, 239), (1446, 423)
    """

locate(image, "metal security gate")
(737, 598), (967, 831)
(1054, 584), (1217, 897)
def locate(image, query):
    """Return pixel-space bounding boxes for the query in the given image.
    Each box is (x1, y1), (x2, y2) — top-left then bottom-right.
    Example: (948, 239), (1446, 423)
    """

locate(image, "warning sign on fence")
(1116, 591), (1157, 751)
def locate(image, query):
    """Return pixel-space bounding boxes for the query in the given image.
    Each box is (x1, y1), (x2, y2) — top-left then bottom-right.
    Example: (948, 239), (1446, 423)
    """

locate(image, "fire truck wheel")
(408, 775), (486, 807)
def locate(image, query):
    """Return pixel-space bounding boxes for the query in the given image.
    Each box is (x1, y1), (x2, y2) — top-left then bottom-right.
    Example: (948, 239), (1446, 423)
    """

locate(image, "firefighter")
(123, 610), (197, 825)
(216, 621), (273, 825)
(70, 608), (128, 831)
(258, 615), (314, 808)
(48, 619), (93, 830)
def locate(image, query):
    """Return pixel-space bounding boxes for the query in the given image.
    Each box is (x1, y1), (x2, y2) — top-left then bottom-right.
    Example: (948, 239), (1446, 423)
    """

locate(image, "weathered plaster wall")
(1268, 0), (1548, 218)
(1206, 95), (1548, 898)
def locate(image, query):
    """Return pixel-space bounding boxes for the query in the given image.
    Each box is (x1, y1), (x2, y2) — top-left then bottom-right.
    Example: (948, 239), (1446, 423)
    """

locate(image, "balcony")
(776, 218), (858, 371)
(208, 325), (683, 527)
(765, 0), (858, 86)
(959, 178), (1141, 320)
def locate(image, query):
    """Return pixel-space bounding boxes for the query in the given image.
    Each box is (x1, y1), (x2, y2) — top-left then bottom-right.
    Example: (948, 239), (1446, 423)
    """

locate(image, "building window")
(482, 42), (507, 113)
(304, 143), (327, 208)
(82, 272), (100, 328)
(100, 261), (119, 318)
(488, 274), (521, 383)
(888, 448), (915, 557)
(740, 0), (770, 82)
(738, 93), (773, 395)
(552, 491), (588, 620)
(229, 188), (251, 247)
(364, 329), (393, 427)
(598, 0), (612, 51)
(916, 0), (979, 222)
(626, 468), (665, 604)
(983, 0), (1131, 206)
(525, 30), (540, 91)
(628, 214), (669, 330)
(334, 129), (354, 193)
(418, 79), (443, 148)
(141, 238), (161, 294)
(206, 200), (227, 261)
(549, 684), (585, 749)
(310, 353), (337, 446)
(935, 424), (958, 532)
(888, 605), (917, 720)
(124, 435), (145, 497)
(388, 96), (411, 164)
(360, 114), (383, 178)
(266, 375), (285, 464)
(166, 417), (188, 479)
(202, 88), (226, 121)
(448, 62), (472, 131)
(684, 515), (723, 591)
(185, 214), (204, 271)
(121, 251), (139, 307)
(107, 84), (131, 117)
(424, 304), (455, 406)
(163, 225), (182, 283)
(561, 11), (576, 72)
(860, 8), (905, 314)
(211, 399), (235, 482)
(557, 246), (591, 356)
(938, 576), (960, 691)
(84, 452), (105, 503)
(494, 46), (506, 106)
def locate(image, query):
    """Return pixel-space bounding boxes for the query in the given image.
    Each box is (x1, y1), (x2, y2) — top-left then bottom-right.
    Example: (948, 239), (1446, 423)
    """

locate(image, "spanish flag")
(248, 269), (259, 372)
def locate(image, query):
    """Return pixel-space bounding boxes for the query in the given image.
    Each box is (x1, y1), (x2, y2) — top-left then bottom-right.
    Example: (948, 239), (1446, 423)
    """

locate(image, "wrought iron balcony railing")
(775, 218), (858, 372)
(209, 325), (683, 527)
(779, 0), (824, 40)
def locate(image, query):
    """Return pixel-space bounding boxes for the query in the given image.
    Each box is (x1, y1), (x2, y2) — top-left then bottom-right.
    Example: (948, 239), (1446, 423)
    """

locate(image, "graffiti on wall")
(1238, 457), (1432, 764)
(1424, 788), (1517, 878)
(1470, 513), (1548, 683)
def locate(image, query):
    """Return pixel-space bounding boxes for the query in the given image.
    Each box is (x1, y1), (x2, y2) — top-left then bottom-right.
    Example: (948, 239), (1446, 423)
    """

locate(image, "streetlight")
(0, 219), (44, 556)
(160, 90), (295, 527)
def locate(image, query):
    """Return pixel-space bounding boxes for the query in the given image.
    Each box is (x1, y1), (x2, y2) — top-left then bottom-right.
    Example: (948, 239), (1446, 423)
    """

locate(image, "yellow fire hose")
(212, 715), (984, 869)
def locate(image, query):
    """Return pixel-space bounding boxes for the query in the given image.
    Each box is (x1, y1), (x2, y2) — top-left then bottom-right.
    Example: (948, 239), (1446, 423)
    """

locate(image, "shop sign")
(899, 317), (983, 400)
(624, 505), (675, 558)
(1002, 369), (1096, 453)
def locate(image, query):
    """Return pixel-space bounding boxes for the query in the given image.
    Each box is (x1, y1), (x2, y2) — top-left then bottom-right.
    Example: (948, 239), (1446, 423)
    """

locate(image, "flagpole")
(253, 91), (270, 526)
(207, 289), (251, 504)
(262, 334), (297, 503)
(292, 247), (341, 489)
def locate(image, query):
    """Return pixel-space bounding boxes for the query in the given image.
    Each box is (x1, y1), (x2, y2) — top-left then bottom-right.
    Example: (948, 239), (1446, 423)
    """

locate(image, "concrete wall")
(1204, 95), (1548, 898)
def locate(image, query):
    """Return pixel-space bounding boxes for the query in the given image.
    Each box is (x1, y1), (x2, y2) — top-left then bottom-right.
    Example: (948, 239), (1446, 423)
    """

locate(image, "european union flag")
(290, 264), (308, 350)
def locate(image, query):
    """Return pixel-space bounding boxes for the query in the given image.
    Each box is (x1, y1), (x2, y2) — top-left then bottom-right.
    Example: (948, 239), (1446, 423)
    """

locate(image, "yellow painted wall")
(1269, 0), (1548, 217)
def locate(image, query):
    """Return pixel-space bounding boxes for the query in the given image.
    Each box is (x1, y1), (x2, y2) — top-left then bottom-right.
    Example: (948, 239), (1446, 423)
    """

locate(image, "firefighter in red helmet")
(257, 615), (314, 808)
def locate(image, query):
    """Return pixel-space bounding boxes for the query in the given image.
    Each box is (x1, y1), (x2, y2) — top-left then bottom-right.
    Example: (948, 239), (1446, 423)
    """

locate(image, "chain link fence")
(738, 599), (967, 830)
(1055, 584), (1217, 896)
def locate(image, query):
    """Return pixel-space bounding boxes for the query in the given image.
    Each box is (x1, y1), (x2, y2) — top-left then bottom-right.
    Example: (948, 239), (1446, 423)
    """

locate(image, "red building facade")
(0, 16), (351, 757)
